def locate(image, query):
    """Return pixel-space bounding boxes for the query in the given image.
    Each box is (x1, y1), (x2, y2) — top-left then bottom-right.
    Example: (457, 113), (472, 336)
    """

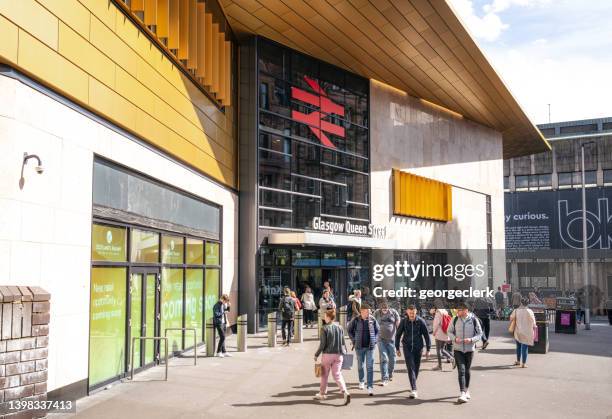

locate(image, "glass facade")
(257, 39), (370, 231)
(257, 247), (371, 328)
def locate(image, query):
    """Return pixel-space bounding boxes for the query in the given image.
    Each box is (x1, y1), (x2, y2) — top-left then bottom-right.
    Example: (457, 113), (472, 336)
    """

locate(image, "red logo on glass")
(291, 76), (344, 149)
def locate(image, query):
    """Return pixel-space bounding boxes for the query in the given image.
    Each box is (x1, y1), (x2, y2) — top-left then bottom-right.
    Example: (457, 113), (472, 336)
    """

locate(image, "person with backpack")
(395, 305), (431, 399)
(374, 300), (401, 385)
(448, 301), (483, 403)
(347, 303), (379, 396)
(314, 308), (351, 405)
(213, 294), (231, 358)
(278, 287), (296, 346)
(430, 305), (454, 370)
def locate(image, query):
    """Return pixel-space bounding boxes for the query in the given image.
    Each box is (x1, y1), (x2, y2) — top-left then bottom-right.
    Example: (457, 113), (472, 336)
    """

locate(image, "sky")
(447, 0), (612, 125)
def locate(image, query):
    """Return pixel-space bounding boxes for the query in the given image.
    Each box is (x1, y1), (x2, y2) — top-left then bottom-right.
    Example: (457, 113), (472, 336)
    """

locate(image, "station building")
(0, 0), (547, 400)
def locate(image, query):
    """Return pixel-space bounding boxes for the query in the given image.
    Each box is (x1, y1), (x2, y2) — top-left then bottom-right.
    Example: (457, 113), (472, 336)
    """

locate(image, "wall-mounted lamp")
(19, 152), (44, 190)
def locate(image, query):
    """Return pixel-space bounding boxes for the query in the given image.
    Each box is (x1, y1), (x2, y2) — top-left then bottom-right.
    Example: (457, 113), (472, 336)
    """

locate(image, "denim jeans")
(516, 340), (529, 364)
(377, 340), (396, 381)
(356, 347), (374, 388)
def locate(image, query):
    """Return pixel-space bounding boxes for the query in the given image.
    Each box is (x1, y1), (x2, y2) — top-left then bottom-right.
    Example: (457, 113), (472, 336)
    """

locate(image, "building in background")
(504, 117), (612, 312)
(0, 0), (547, 401)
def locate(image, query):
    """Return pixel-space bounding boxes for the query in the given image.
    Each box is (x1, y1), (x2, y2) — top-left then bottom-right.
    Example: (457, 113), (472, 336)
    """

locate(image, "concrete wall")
(0, 73), (238, 392)
(370, 80), (507, 287)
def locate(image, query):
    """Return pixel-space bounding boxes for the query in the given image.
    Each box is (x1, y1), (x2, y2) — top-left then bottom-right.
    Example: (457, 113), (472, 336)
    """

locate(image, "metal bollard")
(205, 322), (215, 357)
(293, 310), (303, 343)
(267, 312), (277, 347)
(317, 309), (324, 338)
(339, 305), (347, 333)
(237, 314), (248, 352)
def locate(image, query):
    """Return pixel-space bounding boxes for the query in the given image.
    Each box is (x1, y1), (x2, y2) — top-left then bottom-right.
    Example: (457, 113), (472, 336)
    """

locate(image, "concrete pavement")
(52, 320), (612, 419)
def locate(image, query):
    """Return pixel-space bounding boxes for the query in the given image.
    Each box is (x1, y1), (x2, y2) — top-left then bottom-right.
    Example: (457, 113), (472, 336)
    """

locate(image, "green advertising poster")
(185, 269), (204, 344)
(204, 268), (220, 345)
(205, 242), (220, 266)
(162, 235), (184, 264)
(89, 267), (127, 386)
(91, 224), (127, 262)
(161, 268), (184, 354)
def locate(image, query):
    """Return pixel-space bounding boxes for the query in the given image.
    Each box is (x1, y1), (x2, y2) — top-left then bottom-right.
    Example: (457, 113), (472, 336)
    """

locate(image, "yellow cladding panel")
(157, 0), (169, 38)
(393, 170), (452, 222)
(36, 0), (91, 40)
(217, 33), (225, 101)
(168, 0), (179, 49)
(89, 77), (137, 132)
(58, 22), (115, 89)
(211, 23), (219, 93)
(224, 40), (231, 106)
(204, 13), (212, 86)
(0, 0), (58, 50)
(115, 66), (157, 116)
(78, 0), (116, 30)
(178, 0), (189, 60)
(131, 0), (145, 12)
(144, 0), (157, 26)
(91, 15), (139, 75)
(0, 15), (18, 64)
(187, 0), (197, 69)
(195, 3), (206, 78)
(17, 29), (88, 104)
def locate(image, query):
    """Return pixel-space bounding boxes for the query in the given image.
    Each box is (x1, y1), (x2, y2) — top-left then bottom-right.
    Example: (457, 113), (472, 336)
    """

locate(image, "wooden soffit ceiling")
(219, 0), (550, 158)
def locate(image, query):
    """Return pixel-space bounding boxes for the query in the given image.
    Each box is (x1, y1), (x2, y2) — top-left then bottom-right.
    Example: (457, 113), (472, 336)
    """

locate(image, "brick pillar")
(0, 286), (50, 418)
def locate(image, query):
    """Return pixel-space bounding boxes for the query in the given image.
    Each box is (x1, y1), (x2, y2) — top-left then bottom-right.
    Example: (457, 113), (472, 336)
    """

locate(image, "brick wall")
(0, 286), (50, 419)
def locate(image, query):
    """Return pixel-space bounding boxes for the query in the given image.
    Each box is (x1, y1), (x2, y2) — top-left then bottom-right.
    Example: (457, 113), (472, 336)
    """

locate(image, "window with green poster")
(205, 268), (220, 345)
(161, 268), (184, 354)
(89, 267), (127, 386)
(185, 269), (204, 344)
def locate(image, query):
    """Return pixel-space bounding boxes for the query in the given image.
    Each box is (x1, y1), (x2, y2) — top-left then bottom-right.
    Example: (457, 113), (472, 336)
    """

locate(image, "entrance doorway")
(294, 268), (346, 306)
(129, 268), (160, 371)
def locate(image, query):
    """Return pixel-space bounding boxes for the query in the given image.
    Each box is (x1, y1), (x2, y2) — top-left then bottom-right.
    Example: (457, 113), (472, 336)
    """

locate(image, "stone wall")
(0, 286), (50, 418)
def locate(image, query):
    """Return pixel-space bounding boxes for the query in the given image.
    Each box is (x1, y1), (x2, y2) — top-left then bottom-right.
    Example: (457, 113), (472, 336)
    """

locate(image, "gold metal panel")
(211, 23), (219, 93)
(144, 0), (157, 25)
(187, 0), (197, 69)
(204, 13), (213, 86)
(168, 0), (179, 49)
(196, 2), (206, 78)
(217, 32), (225, 101)
(156, 0), (170, 38)
(178, 0), (189, 59)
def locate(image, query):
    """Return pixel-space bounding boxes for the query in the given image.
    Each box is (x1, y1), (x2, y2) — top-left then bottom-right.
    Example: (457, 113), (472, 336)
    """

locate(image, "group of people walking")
(313, 298), (539, 405)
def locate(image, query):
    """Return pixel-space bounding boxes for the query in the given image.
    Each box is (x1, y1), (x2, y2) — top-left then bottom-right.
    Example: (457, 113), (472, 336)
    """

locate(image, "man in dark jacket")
(395, 305), (431, 399)
(278, 287), (296, 346)
(213, 294), (231, 357)
(348, 303), (379, 396)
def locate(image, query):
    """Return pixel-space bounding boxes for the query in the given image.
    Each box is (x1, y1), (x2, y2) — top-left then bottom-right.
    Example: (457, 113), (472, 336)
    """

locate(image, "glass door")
(129, 269), (160, 370)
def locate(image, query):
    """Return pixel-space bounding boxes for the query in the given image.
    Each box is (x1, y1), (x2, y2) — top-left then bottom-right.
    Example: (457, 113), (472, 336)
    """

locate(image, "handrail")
(130, 337), (169, 381)
(164, 327), (198, 365)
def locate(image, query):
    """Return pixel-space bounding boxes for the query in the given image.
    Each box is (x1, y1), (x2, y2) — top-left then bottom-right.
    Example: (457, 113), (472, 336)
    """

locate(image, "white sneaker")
(466, 390), (471, 399)
(215, 353), (225, 358)
(412, 390), (418, 399)
(223, 352), (232, 357)
(458, 392), (468, 403)
(343, 392), (351, 405)
(314, 393), (327, 400)
(358, 382), (365, 390)
(381, 380), (389, 386)
(367, 387), (374, 396)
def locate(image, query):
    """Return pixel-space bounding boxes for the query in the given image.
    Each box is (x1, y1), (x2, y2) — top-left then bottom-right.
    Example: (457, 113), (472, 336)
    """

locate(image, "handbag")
(508, 318), (516, 333)
(341, 339), (353, 370)
(314, 362), (322, 377)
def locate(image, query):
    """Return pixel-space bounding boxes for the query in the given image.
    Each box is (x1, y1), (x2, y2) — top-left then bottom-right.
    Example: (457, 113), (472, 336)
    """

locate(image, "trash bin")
(555, 297), (577, 334)
(530, 308), (549, 354)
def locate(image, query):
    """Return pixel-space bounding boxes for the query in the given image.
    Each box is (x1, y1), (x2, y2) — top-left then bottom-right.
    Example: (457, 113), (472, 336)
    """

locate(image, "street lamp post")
(581, 141), (595, 331)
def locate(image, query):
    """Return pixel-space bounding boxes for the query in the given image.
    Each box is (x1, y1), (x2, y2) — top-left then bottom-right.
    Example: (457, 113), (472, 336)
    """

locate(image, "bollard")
(237, 314), (248, 352)
(293, 310), (303, 343)
(317, 309), (324, 338)
(205, 322), (215, 357)
(267, 312), (277, 347)
(339, 305), (347, 333)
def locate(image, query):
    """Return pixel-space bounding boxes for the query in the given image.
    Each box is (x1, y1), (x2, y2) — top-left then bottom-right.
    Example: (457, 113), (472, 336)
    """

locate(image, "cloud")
(450, 0), (509, 42)
(448, 0), (612, 124)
